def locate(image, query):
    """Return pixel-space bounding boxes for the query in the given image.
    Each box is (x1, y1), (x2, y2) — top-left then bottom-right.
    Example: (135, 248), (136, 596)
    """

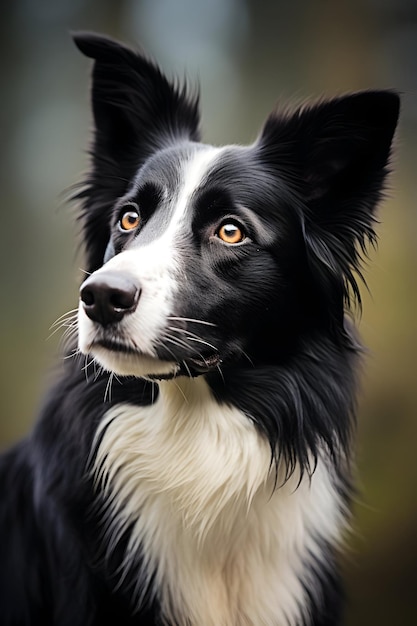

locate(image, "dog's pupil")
(222, 224), (241, 242)
(121, 212), (139, 229)
(224, 224), (237, 237)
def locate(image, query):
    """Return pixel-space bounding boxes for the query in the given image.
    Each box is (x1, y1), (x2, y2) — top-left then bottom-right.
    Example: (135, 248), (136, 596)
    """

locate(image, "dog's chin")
(90, 345), (180, 380)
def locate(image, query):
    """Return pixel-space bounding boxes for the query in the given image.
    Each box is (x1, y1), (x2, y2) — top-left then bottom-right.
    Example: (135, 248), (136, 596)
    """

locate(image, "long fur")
(0, 32), (399, 626)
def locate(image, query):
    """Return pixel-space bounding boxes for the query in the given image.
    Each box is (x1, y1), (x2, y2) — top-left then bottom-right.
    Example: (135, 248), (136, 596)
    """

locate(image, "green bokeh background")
(0, 1), (416, 624)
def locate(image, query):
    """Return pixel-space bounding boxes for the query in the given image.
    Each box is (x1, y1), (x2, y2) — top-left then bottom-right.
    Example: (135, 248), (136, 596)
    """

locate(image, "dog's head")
(74, 33), (399, 380)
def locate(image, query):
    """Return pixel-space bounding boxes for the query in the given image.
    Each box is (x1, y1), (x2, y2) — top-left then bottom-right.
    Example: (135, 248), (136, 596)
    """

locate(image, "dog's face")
(74, 33), (399, 380)
(78, 141), (301, 379)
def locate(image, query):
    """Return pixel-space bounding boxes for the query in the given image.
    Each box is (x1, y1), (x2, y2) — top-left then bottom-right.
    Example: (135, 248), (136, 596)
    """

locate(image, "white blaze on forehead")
(164, 145), (222, 237)
(78, 146), (223, 377)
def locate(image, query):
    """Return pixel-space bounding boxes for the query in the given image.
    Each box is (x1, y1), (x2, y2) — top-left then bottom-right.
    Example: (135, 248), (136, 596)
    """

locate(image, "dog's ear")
(73, 32), (200, 271)
(73, 32), (200, 170)
(257, 91), (400, 312)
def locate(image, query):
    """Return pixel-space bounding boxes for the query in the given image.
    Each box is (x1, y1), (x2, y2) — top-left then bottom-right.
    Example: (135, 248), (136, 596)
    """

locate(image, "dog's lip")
(92, 338), (221, 375)
(185, 353), (221, 372)
(95, 338), (139, 355)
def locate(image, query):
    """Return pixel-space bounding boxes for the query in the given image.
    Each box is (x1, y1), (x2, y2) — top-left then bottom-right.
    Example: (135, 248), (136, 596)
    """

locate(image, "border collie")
(0, 33), (399, 626)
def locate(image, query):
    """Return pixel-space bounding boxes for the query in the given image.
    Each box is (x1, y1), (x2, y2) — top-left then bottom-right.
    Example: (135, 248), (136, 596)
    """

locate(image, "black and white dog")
(0, 33), (399, 626)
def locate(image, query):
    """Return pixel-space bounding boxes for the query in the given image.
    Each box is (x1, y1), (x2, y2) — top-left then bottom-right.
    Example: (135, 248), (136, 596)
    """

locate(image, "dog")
(0, 32), (399, 626)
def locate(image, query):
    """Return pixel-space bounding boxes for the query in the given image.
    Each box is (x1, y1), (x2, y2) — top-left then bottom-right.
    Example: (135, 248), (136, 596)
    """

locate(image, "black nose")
(80, 271), (139, 326)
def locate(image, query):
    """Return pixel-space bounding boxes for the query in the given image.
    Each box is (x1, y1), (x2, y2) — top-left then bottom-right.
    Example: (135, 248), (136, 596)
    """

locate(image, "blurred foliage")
(0, 1), (416, 624)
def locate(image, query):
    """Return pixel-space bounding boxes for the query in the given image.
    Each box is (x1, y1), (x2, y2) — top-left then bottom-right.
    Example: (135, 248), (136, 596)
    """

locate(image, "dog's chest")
(93, 378), (343, 626)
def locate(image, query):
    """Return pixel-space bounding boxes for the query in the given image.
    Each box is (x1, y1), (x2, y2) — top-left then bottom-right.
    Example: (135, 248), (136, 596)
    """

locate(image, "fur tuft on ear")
(72, 32), (201, 271)
(257, 91), (400, 316)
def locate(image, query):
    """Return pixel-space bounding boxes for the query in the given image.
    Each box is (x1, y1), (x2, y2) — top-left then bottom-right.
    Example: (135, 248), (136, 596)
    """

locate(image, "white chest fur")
(93, 377), (344, 626)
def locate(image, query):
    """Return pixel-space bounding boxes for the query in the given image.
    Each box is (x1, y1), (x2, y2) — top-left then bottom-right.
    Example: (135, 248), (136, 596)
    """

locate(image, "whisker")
(241, 351), (255, 368)
(113, 373), (122, 385)
(82, 356), (96, 373)
(93, 363), (104, 382)
(184, 336), (218, 351)
(83, 355), (90, 383)
(164, 336), (206, 365)
(166, 327), (218, 352)
(163, 333), (192, 352)
(172, 374), (190, 398)
(49, 309), (79, 330)
(167, 316), (217, 328)
(164, 336), (195, 357)
(63, 347), (80, 361)
(47, 319), (78, 342)
(58, 326), (78, 354)
(60, 320), (77, 335)
(104, 373), (114, 403)
(156, 342), (185, 376)
(180, 360), (193, 381)
(216, 363), (225, 384)
(49, 321), (76, 344)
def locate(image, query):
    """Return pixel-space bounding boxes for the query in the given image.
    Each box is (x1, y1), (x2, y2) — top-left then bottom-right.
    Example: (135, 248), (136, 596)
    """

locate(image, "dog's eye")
(217, 222), (246, 245)
(118, 204), (141, 232)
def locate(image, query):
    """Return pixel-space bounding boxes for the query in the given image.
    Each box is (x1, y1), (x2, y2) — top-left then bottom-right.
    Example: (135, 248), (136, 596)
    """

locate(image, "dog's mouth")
(90, 337), (221, 379)
(183, 353), (221, 374)
(96, 338), (140, 355)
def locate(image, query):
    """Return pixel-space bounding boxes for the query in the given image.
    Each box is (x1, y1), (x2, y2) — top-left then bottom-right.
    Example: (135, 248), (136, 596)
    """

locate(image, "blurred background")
(0, 0), (416, 623)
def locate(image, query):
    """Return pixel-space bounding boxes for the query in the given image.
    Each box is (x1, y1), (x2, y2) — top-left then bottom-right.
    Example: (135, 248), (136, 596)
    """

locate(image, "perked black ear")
(73, 31), (200, 175)
(257, 91), (400, 310)
(73, 32), (201, 272)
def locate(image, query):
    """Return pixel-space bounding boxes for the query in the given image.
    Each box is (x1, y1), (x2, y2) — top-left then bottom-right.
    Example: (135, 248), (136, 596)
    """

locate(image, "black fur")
(0, 33), (399, 625)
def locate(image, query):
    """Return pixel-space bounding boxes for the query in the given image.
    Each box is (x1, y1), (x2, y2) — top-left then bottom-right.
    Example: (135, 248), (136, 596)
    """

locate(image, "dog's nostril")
(81, 288), (95, 307)
(80, 271), (140, 326)
(109, 290), (136, 311)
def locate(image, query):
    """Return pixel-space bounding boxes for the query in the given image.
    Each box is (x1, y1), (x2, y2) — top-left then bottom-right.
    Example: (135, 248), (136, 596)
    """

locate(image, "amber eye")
(119, 204), (141, 232)
(217, 222), (245, 244)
